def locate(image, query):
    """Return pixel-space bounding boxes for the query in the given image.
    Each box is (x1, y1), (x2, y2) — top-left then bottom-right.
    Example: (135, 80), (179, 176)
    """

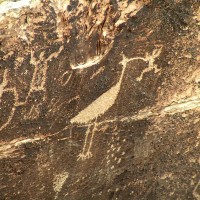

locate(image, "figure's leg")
(85, 119), (98, 158)
(77, 124), (92, 161)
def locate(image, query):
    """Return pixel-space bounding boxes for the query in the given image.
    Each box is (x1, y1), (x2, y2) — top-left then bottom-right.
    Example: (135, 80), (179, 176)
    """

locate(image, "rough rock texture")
(0, 0), (200, 199)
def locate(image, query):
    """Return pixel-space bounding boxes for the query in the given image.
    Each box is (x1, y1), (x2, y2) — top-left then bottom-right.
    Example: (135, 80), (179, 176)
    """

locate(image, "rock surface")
(0, 0), (200, 199)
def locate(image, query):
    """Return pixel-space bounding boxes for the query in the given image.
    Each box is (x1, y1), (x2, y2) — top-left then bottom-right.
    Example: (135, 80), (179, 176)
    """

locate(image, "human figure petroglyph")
(29, 46), (64, 98)
(0, 46), (64, 132)
(0, 69), (25, 132)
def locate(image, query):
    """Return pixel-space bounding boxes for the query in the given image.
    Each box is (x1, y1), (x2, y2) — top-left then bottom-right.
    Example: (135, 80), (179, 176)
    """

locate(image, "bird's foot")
(85, 151), (92, 159)
(77, 151), (92, 161)
(77, 153), (86, 161)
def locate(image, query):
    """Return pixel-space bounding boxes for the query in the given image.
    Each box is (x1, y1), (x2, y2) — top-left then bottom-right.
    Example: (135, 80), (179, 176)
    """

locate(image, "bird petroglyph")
(70, 47), (162, 160)
(1, 94), (200, 159)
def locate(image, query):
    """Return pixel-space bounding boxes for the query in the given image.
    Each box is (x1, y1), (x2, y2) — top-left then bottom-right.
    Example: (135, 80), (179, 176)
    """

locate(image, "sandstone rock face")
(0, 0), (200, 199)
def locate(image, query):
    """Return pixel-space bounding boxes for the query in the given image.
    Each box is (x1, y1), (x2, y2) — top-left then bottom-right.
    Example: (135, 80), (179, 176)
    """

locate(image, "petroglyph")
(193, 180), (200, 200)
(0, 70), (19, 132)
(0, 69), (8, 101)
(136, 47), (162, 81)
(60, 71), (72, 86)
(0, 0), (199, 198)
(29, 46), (63, 96)
(70, 48), (162, 124)
(0, 86), (26, 132)
(70, 54), (128, 125)
(0, 107), (16, 132)
(24, 104), (40, 120)
(1, 94), (200, 159)
(77, 121), (98, 160)
(53, 171), (69, 199)
(90, 66), (105, 80)
(29, 50), (45, 94)
(0, 45), (64, 132)
(77, 125), (93, 160)
(70, 48), (162, 160)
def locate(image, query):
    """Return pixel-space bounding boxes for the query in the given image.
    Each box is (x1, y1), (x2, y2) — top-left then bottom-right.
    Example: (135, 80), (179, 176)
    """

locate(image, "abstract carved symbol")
(70, 47), (162, 161)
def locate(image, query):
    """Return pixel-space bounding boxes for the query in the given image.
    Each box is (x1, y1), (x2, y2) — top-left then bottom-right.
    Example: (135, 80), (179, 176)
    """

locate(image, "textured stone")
(0, 0), (199, 199)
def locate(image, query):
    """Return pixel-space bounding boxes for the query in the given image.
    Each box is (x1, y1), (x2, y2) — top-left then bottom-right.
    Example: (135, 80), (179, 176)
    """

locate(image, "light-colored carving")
(0, 86), (27, 132)
(53, 171), (69, 199)
(0, 46), (63, 132)
(0, 107), (16, 132)
(0, 69), (8, 101)
(90, 66), (105, 80)
(60, 71), (72, 86)
(24, 104), (40, 120)
(0, 93), (200, 159)
(71, 48), (162, 160)
(193, 180), (200, 200)
(29, 46), (63, 97)
(70, 54), (128, 124)
(0, 70), (16, 132)
(136, 47), (162, 81)
(77, 124), (93, 160)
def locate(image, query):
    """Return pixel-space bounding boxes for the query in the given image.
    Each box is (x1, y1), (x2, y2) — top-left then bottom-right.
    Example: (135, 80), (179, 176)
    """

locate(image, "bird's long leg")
(77, 124), (92, 161)
(85, 118), (98, 159)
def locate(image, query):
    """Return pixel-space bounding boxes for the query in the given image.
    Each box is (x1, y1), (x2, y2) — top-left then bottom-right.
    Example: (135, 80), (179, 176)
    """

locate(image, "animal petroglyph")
(70, 47), (162, 160)
(1, 93), (200, 159)
(136, 47), (162, 81)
